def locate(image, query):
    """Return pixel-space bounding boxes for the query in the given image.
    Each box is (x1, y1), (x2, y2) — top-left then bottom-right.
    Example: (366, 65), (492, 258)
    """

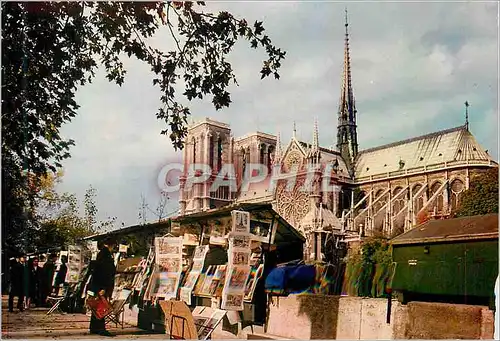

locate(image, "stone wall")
(266, 295), (494, 340)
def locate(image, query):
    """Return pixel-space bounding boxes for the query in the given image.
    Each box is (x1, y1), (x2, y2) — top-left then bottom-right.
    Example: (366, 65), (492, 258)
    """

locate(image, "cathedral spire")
(308, 118), (321, 163)
(312, 117), (319, 151)
(292, 121), (297, 139)
(336, 8), (359, 176)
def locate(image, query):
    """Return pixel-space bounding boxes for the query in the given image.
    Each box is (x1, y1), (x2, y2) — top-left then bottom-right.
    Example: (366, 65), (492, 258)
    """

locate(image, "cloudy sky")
(59, 1), (499, 228)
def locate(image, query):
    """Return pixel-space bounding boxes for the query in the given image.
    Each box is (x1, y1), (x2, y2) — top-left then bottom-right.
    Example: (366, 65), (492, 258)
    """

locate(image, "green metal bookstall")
(390, 214), (498, 307)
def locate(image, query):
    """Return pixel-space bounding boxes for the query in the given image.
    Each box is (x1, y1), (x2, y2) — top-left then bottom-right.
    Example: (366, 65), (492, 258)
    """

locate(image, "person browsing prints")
(88, 238), (117, 337)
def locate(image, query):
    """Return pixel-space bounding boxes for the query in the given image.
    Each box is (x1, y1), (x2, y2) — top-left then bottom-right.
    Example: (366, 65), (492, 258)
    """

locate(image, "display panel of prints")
(221, 265), (251, 310)
(67, 245), (83, 283)
(231, 210), (250, 233)
(153, 237), (183, 299)
(229, 249), (251, 267)
(228, 232), (251, 250)
(179, 245), (209, 305)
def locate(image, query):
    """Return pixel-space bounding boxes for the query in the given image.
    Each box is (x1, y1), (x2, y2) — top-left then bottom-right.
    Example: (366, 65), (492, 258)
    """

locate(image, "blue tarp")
(265, 264), (316, 295)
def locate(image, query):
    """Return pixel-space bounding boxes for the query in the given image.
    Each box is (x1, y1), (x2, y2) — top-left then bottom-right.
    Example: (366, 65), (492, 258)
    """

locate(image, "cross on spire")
(465, 101), (470, 131)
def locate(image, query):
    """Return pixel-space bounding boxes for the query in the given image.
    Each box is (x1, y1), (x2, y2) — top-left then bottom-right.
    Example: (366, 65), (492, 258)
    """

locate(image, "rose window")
(276, 180), (309, 227)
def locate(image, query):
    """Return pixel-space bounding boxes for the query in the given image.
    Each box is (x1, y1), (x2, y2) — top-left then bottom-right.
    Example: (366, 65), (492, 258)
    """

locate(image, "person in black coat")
(53, 255), (68, 295)
(41, 253), (58, 306)
(8, 255), (27, 312)
(27, 257), (43, 308)
(88, 238), (117, 337)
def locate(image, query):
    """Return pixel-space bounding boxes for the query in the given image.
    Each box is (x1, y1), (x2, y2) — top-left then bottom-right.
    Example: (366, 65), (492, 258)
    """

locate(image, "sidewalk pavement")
(1, 295), (165, 339)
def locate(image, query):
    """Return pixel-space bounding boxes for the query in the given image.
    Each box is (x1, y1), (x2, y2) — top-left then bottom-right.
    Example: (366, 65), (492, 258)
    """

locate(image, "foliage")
(455, 168), (499, 217)
(2, 2), (284, 256)
(122, 234), (150, 258)
(342, 237), (393, 298)
(26, 172), (116, 253)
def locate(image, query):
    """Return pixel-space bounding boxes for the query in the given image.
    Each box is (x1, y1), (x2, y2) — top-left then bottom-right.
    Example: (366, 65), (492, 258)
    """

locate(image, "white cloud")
(57, 2), (498, 227)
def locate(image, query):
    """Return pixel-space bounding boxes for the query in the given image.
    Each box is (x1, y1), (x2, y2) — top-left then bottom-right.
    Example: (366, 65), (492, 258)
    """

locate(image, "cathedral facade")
(177, 15), (497, 259)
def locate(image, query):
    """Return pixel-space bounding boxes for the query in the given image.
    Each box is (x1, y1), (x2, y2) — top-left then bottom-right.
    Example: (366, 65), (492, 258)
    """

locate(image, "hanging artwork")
(151, 236), (183, 299)
(209, 220), (227, 245)
(134, 247), (154, 295)
(222, 211), (253, 311)
(231, 210), (250, 234)
(87, 241), (98, 260)
(229, 233), (251, 249)
(179, 245), (209, 305)
(225, 266), (251, 292)
(221, 292), (245, 311)
(67, 245), (83, 283)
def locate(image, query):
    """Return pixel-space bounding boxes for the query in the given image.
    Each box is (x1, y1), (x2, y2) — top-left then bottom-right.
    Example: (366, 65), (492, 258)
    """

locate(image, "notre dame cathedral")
(177, 13), (497, 258)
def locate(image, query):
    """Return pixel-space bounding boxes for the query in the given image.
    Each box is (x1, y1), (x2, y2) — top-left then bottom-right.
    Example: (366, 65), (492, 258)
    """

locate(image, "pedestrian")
(39, 255), (47, 268)
(88, 238), (117, 337)
(41, 253), (57, 306)
(26, 257), (43, 308)
(53, 255), (68, 296)
(8, 255), (26, 312)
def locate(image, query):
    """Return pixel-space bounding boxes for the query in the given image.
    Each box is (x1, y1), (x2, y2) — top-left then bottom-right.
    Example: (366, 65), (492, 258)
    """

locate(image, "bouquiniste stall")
(144, 202), (305, 338)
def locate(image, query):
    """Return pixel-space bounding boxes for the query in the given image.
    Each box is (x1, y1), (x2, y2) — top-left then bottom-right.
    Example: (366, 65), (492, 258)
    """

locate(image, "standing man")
(26, 257), (43, 308)
(88, 238), (117, 337)
(41, 253), (57, 306)
(8, 254), (26, 312)
(53, 255), (68, 296)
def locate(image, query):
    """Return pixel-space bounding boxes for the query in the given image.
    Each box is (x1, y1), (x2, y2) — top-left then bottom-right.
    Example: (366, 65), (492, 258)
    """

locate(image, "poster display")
(209, 221), (227, 245)
(231, 210), (250, 234)
(67, 245), (83, 283)
(179, 245), (209, 305)
(87, 241), (98, 260)
(151, 236), (183, 299)
(134, 247), (154, 295)
(222, 210), (252, 310)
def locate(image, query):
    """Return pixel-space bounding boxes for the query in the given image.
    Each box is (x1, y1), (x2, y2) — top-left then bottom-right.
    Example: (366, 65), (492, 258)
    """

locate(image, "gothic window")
(217, 137), (223, 172)
(193, 138), (197, 164)
(374, 189), (385, 212)
(209, 136), (214, 169)
(267, 146), (274, 174)
(430, 182), (444, 213)
(450, 179), (465, 212)
(242, 148), (247, 176)
(412, 184), (424, 213)
(276, 179), (309, 226)
(392, 187), (404, 214)
(260, 145), (265, 167)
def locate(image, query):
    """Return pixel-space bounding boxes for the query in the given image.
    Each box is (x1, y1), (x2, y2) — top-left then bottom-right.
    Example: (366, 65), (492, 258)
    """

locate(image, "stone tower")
(179, 118), (234, 215)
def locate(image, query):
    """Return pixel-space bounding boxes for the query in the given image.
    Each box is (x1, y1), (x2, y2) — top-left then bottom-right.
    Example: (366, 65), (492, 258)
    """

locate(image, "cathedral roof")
(299, 204), (342, 233)
(354, 125), (495, 181)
